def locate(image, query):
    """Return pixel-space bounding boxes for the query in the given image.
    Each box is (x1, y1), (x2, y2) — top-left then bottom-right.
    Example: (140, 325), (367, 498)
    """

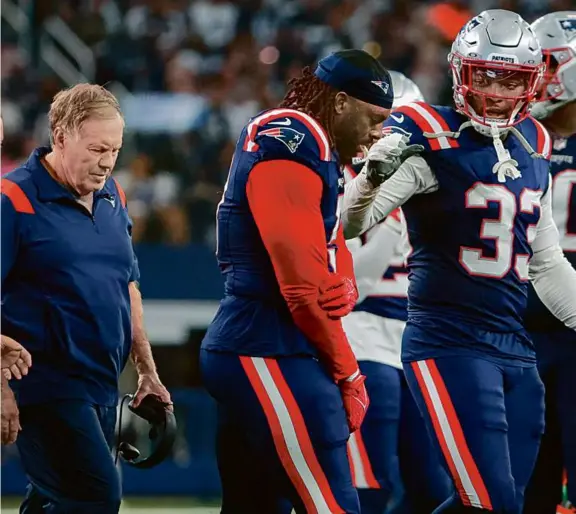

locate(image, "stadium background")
(1, 0), (571, 511)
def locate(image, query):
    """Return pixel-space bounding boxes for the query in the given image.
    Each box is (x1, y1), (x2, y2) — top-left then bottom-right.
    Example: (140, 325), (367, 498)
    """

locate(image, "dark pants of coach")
(16, 401), (121, 514)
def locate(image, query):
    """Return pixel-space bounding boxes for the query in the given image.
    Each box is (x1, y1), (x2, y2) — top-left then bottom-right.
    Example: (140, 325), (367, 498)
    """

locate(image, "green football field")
(0, 497), (221, 513)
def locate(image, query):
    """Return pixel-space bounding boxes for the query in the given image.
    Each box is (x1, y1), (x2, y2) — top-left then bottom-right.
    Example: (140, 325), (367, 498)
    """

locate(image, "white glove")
(363, 133), (424, 186)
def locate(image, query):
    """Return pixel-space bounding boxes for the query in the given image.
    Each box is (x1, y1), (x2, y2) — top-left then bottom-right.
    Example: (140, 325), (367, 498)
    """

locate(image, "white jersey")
(341, 165), (410, 368)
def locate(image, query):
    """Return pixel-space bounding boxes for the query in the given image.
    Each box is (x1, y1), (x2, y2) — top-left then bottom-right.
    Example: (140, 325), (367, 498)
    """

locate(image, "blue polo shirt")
(1, 147), (139, 407)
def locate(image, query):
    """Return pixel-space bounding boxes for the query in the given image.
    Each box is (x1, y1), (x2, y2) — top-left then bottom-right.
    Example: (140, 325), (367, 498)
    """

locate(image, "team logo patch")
(464, 17), (481, 33)
(382, 125), (412, 139)
(553, 137), (568, 151)
(260, 127), (306, 153)
(558, 18), (576, 42)
(103, 195), (116, 208)
(371, 80), (390, 94)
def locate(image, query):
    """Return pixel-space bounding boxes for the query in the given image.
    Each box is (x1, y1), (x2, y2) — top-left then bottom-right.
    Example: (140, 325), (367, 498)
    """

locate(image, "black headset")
(115, 393), (177, 469)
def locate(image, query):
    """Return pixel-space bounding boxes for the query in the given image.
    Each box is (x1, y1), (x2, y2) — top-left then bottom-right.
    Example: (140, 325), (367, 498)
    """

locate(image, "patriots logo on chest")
(260, 127), (306, 153)
(559, 18), (576, 42)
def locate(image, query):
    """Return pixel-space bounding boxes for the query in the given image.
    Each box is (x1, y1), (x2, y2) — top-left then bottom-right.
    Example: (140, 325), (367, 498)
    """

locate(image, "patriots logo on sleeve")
(260, 127), (306, 154)
(382, 125), (412, 140)
(559, 18), (576, 42)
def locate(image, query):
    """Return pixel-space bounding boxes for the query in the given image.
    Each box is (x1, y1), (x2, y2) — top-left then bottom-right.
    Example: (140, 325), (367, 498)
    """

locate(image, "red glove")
(318, 274), (358, 319)
(339, 370), (369, 433)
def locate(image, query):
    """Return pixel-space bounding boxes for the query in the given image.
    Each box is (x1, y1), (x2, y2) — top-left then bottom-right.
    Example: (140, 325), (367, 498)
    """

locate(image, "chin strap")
(422, 119), (547, 183)
(489, 123), (521, 183)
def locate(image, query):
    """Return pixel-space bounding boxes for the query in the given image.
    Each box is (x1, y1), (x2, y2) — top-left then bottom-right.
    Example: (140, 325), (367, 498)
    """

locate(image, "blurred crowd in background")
(2, 0), (573, 246)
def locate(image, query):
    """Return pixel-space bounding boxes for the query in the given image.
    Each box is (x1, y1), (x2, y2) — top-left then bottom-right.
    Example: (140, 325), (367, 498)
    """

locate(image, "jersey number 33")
(459, 183), (542, 281)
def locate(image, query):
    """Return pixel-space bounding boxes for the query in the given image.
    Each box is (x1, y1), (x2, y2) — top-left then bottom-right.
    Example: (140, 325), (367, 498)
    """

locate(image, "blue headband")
(314, 52), (394, 109)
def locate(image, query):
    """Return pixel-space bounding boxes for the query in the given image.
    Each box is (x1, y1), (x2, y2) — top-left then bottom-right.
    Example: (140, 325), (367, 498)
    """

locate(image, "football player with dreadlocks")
(523, 11), (576, 514)
(341, 10), (576, 514)
(200, 50), (421, 514)
(342, 71), (451, 514)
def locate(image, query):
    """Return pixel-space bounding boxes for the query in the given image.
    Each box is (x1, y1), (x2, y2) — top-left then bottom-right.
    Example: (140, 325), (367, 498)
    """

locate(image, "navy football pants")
(404, 356), (545, 514)
(524, 330), (576, 514)
(200, 349), (359, 514)
(348, 360), (451, 514)
(16, 400), (121, 514)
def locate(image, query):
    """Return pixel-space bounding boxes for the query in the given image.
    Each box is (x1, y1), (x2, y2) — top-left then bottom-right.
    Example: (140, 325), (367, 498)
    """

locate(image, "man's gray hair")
(48, 83), (123, 140)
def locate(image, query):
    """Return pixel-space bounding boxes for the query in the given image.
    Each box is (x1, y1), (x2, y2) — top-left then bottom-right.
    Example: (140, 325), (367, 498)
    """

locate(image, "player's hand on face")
(132, 373), (173, 412)
(1, 336), (32, 380)
(365, 133), (424, 186)
(318, 274), (358, 319)
(1, 384), (21, 445)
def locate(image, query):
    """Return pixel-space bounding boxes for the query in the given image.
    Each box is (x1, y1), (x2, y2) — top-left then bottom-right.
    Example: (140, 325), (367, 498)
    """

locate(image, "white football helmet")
(530, 11), (576, 119)
(448, 10), (545, 136)
(389, 71), (425, 108)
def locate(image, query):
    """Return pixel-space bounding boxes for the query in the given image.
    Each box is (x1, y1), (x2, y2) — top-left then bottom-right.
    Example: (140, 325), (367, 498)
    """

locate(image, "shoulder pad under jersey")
(518, 116), (553, 161)
(383, 102), (461, 152)
(241, 108), (332, 169)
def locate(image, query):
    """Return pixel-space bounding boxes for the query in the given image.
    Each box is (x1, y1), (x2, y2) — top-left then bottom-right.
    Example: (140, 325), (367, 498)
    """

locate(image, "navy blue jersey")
(1, 147), (139, 406)
(202, 108), (344, 357)
(383, 103), (551, 363)
(525, 132), (576, 333)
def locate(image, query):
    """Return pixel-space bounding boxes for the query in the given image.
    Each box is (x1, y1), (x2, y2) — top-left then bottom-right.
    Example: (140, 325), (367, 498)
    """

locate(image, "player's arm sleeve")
(347, 213), (403, 303)
(1, 195), (20, 285)
(341, 155), (437, 239)
(247, 160), (359, 381)
(529, 185), (576, 330)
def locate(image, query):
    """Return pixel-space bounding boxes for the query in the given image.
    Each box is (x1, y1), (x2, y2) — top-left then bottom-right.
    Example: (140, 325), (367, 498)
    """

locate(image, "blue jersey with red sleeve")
(525, 132), (576, 334)
(1, 147), (139, 406)
(382, 103), (551, 364)
(202, 108), (349, 360)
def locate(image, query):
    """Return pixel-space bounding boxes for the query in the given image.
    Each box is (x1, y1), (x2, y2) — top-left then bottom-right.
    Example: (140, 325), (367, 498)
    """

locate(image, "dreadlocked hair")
(279, 67), (337, 147)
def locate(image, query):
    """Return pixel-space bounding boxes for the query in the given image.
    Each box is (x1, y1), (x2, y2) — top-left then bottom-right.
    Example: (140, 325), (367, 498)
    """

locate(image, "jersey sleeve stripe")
(393, 105), (441, 150)
(112, 178), (127, 208)
(243, 108), (332, 161)
(394, 104), (459, 151)
(1, 179), (35, 214)
(411, 103), (459, 150)
(240, 356), (345, 514)
(529, 116), (552, 159)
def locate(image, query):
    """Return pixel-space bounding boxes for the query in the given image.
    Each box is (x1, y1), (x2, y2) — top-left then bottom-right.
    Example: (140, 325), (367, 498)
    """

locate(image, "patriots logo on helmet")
(371, 80), (390, 94)
(461, 17), (481, 35)
(558, 18), (576, 42)
(260, 127), (306, 153)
